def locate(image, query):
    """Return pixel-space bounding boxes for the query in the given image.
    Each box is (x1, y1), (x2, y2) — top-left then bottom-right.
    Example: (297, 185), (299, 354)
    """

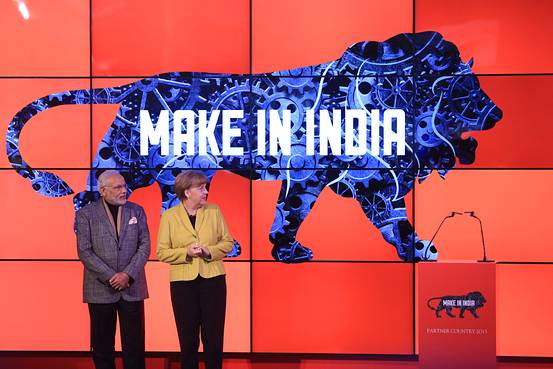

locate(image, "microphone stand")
(429, 212), (462, 245)
(464, 211), (492, 262)
(429, 211), (492, 262)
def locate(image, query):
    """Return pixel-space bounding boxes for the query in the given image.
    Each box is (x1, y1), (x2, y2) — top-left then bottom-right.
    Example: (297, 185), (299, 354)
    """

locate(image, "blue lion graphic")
(6, 32), (502, 263)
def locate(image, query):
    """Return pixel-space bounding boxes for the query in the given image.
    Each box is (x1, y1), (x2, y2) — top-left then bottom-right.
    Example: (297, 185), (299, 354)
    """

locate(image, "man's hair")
(175, 171), (208, 201)
(98, 170), (123, 189)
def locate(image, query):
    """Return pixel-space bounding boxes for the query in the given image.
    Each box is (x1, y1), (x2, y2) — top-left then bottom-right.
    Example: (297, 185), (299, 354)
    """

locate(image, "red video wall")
(1, 0), (552, 357)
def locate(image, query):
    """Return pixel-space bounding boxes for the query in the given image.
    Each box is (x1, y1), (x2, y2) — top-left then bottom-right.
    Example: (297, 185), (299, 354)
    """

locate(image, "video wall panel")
(251, 170), (414, 261)
(0, 0), (89, 76)
(0, 168), (251, 261)
(1, 79), (92, 169)
(144, 261), (251, 352)
(251, 0), (413, 74)
(415, 170), (553, 262)
(0, 262), (90, 350)
(496, 264), (553, 357)
(456, 76), (553, 168)
(0, 170), (88, 259)
(0, 0), (552, 358)
(91, 0), (251, 75)
(252, 262), (413, 354)
(416, 0), (553, 74)
(0, 261), (250, 352)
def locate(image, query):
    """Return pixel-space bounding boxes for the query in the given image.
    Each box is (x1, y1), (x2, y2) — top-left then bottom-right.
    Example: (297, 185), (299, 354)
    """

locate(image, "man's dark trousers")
(88, 299), (145, 369)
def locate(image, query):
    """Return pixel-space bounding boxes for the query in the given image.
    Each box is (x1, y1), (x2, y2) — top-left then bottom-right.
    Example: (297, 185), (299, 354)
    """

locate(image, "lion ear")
(467, 58), (474, 67)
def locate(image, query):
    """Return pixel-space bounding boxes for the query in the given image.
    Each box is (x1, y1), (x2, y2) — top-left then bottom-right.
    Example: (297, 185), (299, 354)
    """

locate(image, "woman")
(157, 171), (233, 369)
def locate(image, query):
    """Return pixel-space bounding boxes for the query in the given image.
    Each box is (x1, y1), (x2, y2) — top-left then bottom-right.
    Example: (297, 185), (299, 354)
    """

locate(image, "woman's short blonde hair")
(174, 171), (208, 201)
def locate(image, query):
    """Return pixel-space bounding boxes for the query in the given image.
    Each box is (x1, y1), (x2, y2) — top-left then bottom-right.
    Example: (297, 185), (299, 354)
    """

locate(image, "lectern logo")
(427, 291), (487, 318)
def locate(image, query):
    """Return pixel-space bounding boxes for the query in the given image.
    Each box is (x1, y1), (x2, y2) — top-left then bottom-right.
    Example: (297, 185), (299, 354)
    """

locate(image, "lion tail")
(426, 297), (441, 310)
(6, 87), (123, 197)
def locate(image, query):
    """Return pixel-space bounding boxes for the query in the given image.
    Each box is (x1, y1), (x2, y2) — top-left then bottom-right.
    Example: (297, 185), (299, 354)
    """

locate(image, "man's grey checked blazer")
(76, 199), (150, 303)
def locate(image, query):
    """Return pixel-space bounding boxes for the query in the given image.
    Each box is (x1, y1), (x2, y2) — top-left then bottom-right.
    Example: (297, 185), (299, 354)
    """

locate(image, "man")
(76, 170), (150, 369)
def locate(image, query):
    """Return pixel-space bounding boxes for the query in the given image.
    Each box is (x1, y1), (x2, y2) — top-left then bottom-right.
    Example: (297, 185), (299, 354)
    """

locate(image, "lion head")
(342, 31), (502, 178)
(467, 291), (487, 307)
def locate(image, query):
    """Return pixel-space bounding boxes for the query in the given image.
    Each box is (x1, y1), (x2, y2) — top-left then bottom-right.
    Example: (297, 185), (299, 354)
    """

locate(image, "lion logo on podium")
(427, 291), (487, 318)
(6, 32), (502, 263)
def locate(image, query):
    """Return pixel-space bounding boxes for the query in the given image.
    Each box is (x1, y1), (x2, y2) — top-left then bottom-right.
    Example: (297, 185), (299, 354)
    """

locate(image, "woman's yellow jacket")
(156, 203), (234, 281)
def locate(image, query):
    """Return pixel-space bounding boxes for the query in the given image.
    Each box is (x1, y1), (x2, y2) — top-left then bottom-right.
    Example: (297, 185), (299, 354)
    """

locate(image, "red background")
(0, 0), (552, 358)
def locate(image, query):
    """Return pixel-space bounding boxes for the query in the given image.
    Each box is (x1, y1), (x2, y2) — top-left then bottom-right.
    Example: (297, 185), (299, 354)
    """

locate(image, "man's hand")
(109, 272), (130, 291)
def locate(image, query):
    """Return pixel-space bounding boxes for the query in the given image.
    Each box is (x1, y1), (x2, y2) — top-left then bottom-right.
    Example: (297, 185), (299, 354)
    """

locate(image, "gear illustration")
(275, 140), (319, 181)
(31, 171), (73, 197)
(110, 126), (142, 165)
(345, 168), (378, 186)
(372, 75), (415, 109)
(190, 154), (222, 169)
(360, 191), (392, 226)
(273, 67), (314, 93)
(345, 76), (376, 110)
(329, 177), (357, 198)
(270, 202), (291, 234)
(161, 190), (180, 212)
(446, 75), (485, 122)
(226, 240), (242, 258)
(262, 93), (307, 135)
(148, 145), (192, 186)
(415, 108), (449, 148)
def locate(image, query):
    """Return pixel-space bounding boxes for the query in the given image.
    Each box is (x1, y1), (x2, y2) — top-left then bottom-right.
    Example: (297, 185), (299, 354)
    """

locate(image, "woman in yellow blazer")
(157, 170), (233, 369)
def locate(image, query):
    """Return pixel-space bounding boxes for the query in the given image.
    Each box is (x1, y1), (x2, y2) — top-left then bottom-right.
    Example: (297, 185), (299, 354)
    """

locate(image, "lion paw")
(415, 240), (438, 261)
(272, 241), (313, 263)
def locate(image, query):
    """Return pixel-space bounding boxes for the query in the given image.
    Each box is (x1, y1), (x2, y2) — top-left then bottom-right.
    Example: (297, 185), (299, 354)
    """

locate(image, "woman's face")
(185, 183), (208, 208)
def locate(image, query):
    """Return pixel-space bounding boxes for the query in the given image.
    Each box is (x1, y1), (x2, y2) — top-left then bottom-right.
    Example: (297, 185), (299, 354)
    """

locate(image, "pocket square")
(128, 216), (138, 225)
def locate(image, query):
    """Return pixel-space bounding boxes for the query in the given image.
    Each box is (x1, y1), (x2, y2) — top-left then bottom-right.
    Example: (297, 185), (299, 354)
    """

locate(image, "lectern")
(418, 261), (496, 369)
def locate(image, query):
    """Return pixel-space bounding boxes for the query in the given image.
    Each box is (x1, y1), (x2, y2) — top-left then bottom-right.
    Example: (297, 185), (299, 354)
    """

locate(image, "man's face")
(100, 175), (127, 206)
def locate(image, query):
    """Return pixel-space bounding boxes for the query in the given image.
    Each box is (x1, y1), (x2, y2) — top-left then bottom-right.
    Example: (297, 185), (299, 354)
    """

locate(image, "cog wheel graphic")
(212, 80), (270, 156)
(360, 191), (392, 225)
(148, 145), (191, 186)
(274, 67), (314, 93)
(190, 154), (222, 168)
(270, 202), (291, 234)
(161, 191), (180, 212)
(110, 126), (142, 165)
(415, 109), (448, 148)
(122, 74), (204, 124)
(276, 140), (319, 179)
(262, 93), (308, 136)
(346, 76), (377, 110)
(329, 177), (357, 198)
(372, 75), (415, 109)
(345, 169), (378, 187)
(226, 240), (242, 257)
(212, 80), (267, 112)
(31, 171), (73, 197)
(447, 75), (485, 122)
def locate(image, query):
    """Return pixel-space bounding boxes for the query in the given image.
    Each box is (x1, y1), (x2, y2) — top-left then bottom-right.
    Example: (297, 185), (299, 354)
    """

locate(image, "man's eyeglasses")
(104, 184), (127, 191)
